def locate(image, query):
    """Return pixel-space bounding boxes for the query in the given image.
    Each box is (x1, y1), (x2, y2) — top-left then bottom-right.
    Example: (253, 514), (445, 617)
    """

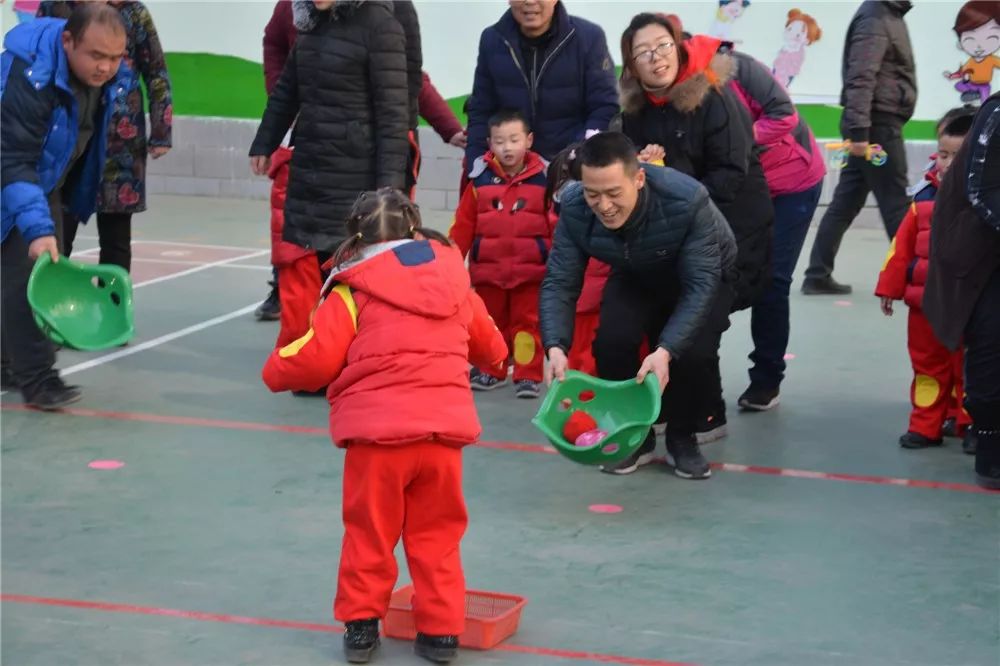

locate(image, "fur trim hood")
(292, 0), (386, 32)
(620, 36), (737, 115)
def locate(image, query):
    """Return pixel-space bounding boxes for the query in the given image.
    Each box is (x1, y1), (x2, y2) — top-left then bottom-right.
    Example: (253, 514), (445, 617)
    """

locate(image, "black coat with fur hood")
(617, 40), (773, 312)
(249, 0), (409, 253)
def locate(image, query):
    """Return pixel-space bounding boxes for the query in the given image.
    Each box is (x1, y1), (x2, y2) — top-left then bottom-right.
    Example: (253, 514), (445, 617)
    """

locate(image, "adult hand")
(149, 146), (170, 159)
(28, 236), (59, 263)
(449, 131), (468, 149)
(545, 347), (569, 386)
(847, 140), (869, 158)
(250, 155), (271, 176)
(880, 296), (894, 317)
(638, 143), (666, 163)
(637, 347), (671, 393)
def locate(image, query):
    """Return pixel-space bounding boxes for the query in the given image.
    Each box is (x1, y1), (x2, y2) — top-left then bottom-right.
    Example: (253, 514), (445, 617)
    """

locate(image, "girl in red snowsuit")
(262, 189), (507, 664)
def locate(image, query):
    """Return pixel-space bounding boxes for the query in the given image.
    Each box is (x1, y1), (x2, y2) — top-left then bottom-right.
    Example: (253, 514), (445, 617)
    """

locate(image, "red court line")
(2, 404), (993, 495)
(0, 594), (696, 666)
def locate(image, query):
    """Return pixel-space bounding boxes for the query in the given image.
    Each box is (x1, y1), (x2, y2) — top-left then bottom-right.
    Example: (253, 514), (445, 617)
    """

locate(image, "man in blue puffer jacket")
(1, 4), (128, 410)
(465, 0), (619, 167)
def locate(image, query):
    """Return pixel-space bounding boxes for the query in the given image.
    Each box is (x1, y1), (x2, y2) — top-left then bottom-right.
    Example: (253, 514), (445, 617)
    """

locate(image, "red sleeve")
(262, 285), (357, 392)
(874, 204), (918, 300)
(448, 185), (478, 258)
(263, 1), (295, 95)
(466, 290), (508, 371)
(418, 71), (464, 143)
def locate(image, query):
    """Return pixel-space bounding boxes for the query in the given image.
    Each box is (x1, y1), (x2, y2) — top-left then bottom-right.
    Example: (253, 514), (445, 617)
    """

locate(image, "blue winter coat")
(465, 2), (618, 165)
(1, 18), (130, 243)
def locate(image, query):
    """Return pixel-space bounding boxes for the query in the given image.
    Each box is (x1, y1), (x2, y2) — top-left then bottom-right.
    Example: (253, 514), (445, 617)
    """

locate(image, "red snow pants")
(907, 308), (970, 438)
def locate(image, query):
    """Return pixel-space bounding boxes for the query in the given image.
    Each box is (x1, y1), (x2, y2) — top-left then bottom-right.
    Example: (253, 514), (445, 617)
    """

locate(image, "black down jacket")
(391, 0), (422, 130)
(840, 1), (916, 141)
(540, 165), (737, 360)
(618, 50), (774, 312)
(249, 0), (409, 253)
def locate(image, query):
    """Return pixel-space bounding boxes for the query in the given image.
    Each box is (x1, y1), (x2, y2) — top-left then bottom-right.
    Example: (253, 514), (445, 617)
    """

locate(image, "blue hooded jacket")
(1, 18), (130, 244)
(465, 2), (619, 165)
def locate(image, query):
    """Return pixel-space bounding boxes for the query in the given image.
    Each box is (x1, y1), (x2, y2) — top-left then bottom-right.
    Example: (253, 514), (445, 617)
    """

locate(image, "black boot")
(962, 426), (978, 455)
(22, 376), (81, 411)
(254, 281), (280, 321)
(414, 633), (459, 664)
(343, 618), (380, 663)
(801, 276), (852, 295)
(974, 426), (1000, 490)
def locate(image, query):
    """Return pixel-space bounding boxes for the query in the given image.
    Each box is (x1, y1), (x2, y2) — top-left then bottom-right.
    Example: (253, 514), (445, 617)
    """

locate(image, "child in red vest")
(449, 110), (553, 399)
(262, 188), (507, 664)
(876, 109), (977, 453)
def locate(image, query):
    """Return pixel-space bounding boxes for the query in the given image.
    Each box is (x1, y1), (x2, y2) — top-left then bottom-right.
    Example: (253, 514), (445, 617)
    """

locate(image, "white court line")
(60, 303), (259, 377)
(123, 256), (270, 269)
(72, 237), (266, 253)
(132, 250), (270, 289)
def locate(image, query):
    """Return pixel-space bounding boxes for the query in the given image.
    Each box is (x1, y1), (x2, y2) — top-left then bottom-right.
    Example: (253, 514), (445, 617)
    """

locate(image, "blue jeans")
(748, 181), (823, 390)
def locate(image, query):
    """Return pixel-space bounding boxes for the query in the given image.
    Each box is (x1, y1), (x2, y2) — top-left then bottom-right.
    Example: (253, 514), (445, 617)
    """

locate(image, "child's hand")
(880, 296), (894, 317)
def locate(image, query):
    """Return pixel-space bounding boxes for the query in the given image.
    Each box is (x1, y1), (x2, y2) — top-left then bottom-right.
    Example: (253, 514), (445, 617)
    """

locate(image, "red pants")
(335, 442), (467, 636)
(907, 309), (970, 438)
(568, 312), (599, 376)
(475, 283), (543, 382)
(275, 254), (323, 349)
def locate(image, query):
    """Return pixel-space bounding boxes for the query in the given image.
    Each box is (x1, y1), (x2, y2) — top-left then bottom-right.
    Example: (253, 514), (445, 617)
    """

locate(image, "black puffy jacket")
(249, 0), (409, 253)
(540, 165), (737, 360)
(618, 47), (774, 312)
(392, 0), (422, 130)
(840, 1), (916, 140)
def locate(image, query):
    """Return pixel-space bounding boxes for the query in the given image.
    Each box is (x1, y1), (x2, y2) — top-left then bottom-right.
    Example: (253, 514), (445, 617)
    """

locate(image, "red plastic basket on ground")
(383, 585), (527, 650)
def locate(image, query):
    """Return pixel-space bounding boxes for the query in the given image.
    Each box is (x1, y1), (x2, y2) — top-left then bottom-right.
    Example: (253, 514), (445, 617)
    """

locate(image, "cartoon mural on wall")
(943, 0), (1000, 105)
(708, 0), (751, 43)
(772, 8), (822, 88)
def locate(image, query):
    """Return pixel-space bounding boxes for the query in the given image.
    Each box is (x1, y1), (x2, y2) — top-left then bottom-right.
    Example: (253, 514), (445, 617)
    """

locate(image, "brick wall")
(149, 117), (937, 212)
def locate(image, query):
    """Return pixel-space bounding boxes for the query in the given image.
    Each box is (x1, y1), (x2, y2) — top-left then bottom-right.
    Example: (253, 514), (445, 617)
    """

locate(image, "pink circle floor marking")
(88, 460), (124, 470)
(588, 504), (623, 514)
(834, 300), (853, 307)
(784, 353), (796, 360)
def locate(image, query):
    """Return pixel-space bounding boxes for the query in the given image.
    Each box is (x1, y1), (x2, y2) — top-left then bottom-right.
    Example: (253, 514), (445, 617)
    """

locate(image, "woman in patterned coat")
(38, 0), (172, 272)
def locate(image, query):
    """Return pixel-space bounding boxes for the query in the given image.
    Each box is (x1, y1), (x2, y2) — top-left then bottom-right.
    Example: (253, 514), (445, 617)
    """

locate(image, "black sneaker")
(254, 282), (281, 321)
(696, 412), (728, 444)
(962, 428), (978, 455)
(414, 633), (458, 663)
(941, 417), (958, 438)
(600, 431), (656, 475)
(738, 384), (780, 412)
(470, 372), (508, 391)
(22, 377), (81, 411)
(665, 437), (711, 480)
(801, 276), (852, 295)
(343, 618), (380, 663)
(514, 380), (540, 399)
(899, 432), (943, 449)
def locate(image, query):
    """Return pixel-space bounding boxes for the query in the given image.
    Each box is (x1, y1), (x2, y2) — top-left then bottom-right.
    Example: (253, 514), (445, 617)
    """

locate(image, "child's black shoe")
(941, 417), (958, 438)
(414, 633), (458, 663)
(899, 432), (943, 449)
(343, 619), (380, 663)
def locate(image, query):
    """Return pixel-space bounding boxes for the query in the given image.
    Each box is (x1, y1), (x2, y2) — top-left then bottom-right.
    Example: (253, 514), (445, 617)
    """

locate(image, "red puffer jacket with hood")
(262, 239), (508, 448)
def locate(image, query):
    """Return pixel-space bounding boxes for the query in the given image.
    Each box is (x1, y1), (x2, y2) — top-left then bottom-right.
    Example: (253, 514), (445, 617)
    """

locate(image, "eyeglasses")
(632, 42), (675, 64)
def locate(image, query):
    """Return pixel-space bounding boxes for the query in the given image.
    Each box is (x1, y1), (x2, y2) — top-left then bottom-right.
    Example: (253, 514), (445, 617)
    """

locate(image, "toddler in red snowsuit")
(875, 110), (976, 452)
(262, 189), (507, 664)
(449, 110), (553, 399)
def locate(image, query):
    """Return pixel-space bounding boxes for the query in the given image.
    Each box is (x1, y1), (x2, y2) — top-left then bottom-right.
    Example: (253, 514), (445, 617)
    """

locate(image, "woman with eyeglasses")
(610, 13), (774, 460)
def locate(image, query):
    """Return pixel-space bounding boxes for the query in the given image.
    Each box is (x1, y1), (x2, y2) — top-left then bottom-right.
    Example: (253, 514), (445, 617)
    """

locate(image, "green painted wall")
(167, 52), (937, 141)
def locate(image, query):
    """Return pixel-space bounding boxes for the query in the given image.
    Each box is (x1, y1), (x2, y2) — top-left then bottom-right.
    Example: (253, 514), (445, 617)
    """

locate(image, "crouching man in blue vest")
(2, 4), (128, 410)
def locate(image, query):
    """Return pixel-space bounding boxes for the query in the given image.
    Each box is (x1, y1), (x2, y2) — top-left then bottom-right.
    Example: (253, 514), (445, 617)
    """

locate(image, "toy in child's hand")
(574, 429), (609, 448)
(825, 141), (888, 169)
(562, 410), (597, 445)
